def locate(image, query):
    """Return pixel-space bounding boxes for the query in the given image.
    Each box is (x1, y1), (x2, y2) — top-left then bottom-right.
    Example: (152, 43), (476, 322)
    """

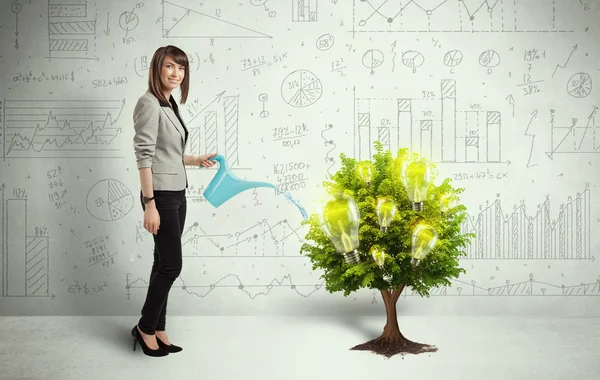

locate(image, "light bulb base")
(441, 211), (445, 217)
(410, 257), (420, 266)
(412, 202), (424, 211)
(379, 226), (388, 233)
(343, 249), (360, 264)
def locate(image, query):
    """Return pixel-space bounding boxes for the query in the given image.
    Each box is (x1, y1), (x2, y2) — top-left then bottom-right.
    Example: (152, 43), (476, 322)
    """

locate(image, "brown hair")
(147, 45), (190, 105)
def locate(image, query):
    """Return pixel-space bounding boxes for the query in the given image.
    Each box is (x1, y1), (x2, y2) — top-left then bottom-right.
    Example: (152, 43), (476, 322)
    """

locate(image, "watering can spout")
(203, 154), (276, 208)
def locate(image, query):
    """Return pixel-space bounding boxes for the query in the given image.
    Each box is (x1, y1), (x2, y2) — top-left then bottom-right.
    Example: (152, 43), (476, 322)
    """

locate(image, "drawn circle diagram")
(86, 179), (134, 221)
(11, 2), (21, 13)
(119, 11), (139, 31)
(443, 50), (463, 67)
(281, 70), (323, 108)
(316, 34), (334, 51)
(362, 49), (384, 69)
(402, 51), (425, 69)
(479, 50), (501, 67)
(567, 73), (592, 98)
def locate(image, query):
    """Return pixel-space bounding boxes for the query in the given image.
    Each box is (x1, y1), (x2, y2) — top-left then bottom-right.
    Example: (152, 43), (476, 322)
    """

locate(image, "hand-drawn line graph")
(351, 0), (580, 35)
(125, 272), (323, 300)
(182, 218), (304, 256)
(353, 80), (505, 164)
(546, 106), (599, 158)
(136, 214), (306, 249)
(183, 92), (244, 168)
(460, 184), (592, 260)
(292, 0), (318, 22)
(1, 184), (52, 298)
(125, 271), (600, 300)
(1, 99), (125, 160)
(399, 275), (600, 297)
(161, 0), (272, 39)
(48, 0), (98, 60)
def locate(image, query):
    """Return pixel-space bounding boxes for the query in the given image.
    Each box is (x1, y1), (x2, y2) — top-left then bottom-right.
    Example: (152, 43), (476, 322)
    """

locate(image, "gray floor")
(0, 316), (599, 380)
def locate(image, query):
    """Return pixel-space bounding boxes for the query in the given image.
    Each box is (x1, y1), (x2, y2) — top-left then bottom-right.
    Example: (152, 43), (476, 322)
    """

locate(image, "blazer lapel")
(161, 107), (185, 145)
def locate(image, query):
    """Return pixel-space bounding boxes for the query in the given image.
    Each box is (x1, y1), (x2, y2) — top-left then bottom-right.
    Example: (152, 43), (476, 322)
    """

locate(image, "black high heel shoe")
(156, 335), (183, 353)
(131, 326), (169, 357)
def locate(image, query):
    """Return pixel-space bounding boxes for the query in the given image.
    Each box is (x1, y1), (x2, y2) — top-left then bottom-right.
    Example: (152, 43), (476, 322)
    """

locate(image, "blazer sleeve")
(132, 95), (159, 169)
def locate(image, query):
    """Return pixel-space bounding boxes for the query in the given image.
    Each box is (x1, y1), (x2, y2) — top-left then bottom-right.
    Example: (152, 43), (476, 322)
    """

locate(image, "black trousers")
(138, 189), (186, 335)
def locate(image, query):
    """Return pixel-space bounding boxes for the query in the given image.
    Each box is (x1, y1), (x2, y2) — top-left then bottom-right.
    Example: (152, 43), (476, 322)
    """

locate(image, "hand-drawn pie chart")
(362, 49), (384, 69)
(567, 73), (592, 98)
(281, 70), (323, 107)
(86, 179), (134, 221)
(443, 50), (463, 67)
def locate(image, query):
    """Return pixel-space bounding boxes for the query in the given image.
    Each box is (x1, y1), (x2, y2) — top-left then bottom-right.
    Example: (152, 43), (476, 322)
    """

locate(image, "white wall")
(0, 0), (599, 317)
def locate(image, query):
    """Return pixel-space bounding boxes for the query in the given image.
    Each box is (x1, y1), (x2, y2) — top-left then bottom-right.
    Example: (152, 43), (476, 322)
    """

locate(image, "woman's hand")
(144, 206), (160, 235)
(197, 153), (218, 168)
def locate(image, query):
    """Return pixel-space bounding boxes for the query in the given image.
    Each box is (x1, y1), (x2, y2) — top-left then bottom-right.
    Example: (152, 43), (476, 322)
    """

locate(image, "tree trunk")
(349, 284), (438, 358)
(375, 285), (407, 345)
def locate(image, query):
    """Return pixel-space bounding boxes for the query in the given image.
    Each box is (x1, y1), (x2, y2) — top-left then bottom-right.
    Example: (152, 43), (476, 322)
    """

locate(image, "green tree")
(300, 142), (475, 358)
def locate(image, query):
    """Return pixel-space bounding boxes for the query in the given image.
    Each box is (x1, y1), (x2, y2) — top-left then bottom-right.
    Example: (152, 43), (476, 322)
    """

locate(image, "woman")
(131, 45), (217, 357)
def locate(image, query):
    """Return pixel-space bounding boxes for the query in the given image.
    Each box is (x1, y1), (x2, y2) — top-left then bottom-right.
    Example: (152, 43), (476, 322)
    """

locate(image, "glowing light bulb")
(401, 157), (433, 211)
(355, 161), (374, 186)
(370, 246), (386, 267)
(370, 246), (392, 283)
(318, 193), (361, 264)
(376, 197), (396, 232)
(440, 193), (458, 216)
(410, 224), (438, 266)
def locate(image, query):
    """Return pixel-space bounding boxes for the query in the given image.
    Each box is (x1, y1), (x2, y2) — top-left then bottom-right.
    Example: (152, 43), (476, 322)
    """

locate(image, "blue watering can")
(202, 154), (276, 208)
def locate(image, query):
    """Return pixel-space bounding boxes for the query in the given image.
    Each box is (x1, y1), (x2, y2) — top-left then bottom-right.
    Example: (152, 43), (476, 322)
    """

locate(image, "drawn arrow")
(524, 110), (538, 168)
(187, 90), (227, 124)
(552, 44), (577, 78)
(103, 12), (110, 35)
(505, 94), (515, 117)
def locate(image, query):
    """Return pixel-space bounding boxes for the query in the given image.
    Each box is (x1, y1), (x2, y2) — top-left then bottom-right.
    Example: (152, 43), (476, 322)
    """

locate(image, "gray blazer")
(132, 91), (189, 191)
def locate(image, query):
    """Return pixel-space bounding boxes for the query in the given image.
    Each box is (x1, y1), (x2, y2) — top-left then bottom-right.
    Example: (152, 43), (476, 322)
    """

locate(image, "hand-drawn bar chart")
(48, 0), (97, 60)
(354, 80), (503, 163)
(2, 188), (50, 297)
(460, 184), (592, 260)
(292, 0), (318, 22)
(185, 94), (242, 168)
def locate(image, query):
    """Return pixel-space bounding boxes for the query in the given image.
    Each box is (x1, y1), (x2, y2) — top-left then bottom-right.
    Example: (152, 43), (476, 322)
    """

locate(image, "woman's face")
(160, 55), (185, 92)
